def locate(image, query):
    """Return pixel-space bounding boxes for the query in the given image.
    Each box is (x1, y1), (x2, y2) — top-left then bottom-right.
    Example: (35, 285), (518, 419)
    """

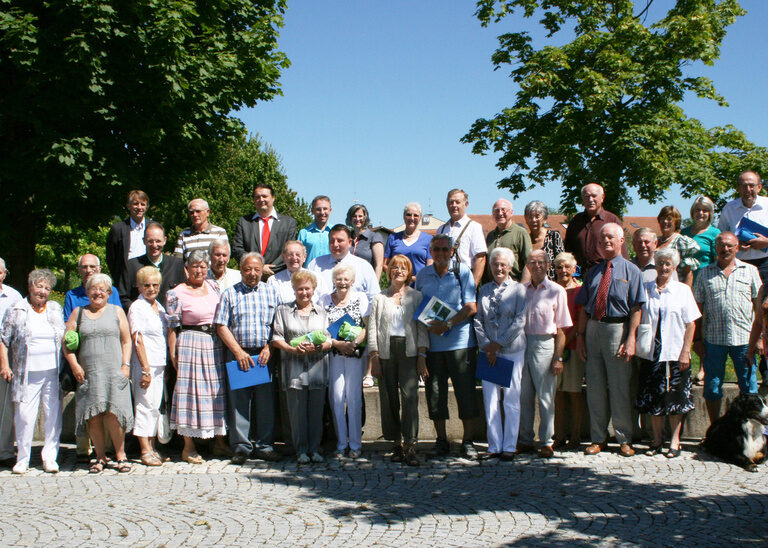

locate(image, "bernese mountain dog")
(702, 393), (768, 472)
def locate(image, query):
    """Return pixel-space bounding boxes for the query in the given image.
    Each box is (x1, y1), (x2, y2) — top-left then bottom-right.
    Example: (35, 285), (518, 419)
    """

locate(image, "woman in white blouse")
(128, 266), (171, 466)
(0, 269), (65, 474)
(635, 248), (700, 458)
(474, 248), (527, 460)
(267, 241), (309, 305)
(321, 263), (369, 459)
(369, 255), (428, 466)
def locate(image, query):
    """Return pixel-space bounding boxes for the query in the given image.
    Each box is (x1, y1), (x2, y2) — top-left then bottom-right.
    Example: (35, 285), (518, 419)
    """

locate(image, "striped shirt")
(693, 259), (761, 346)
(173, 224), (228, 260)
(213, 281), (278, 349)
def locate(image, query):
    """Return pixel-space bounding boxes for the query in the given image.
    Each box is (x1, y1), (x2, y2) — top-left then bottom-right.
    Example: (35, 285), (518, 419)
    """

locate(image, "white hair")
(332, 263), (356, 284)
(404, 202), (423, 216)
(188, 198), (210, 210)
(489, 247), (515, 268)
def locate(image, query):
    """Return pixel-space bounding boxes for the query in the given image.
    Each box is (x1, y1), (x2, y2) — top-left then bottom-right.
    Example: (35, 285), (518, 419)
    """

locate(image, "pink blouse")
(165, 280), (220, 326)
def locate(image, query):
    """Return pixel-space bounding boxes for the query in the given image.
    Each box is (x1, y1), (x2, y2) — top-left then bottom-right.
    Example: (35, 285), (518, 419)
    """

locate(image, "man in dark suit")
(233, 183), (297, 280)
(118, 221), (185, 310)
(106, 190), (150, 288)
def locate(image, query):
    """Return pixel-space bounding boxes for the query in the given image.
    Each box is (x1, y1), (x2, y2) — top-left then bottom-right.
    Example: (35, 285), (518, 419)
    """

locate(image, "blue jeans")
(702, 342), (758, 401)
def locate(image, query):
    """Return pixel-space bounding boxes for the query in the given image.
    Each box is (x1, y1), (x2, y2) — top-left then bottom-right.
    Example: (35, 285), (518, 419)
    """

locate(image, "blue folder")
(225, 357), (271, 390)
(736, 217), (768, 242)
(328, 313), (356, 340)
(475, 351), (515, 387)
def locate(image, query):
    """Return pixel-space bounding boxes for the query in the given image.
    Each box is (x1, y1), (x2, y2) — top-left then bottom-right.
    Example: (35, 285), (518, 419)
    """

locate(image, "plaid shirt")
(693, 259), (761, 346)
(214, 281), (278, 349)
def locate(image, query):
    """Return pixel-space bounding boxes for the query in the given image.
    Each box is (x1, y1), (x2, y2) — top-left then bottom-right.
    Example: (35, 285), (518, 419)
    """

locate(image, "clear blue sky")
(237, 0), (768, 229)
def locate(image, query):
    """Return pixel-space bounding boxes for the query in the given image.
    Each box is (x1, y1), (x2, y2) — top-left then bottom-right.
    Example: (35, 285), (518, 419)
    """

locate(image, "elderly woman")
(63, 273), (134, 473)
(369, 255), (429, 466)
(267, 240), (308, 305)
(347, 204), (385, 280)
(166, 250), (228, 464)
(552, 252), (585, 449)
(0, 269), (65, 474)
(681, 197), (720, 386)
(384, 202), (433, 280)
(271, 270), (332, 463)
(474, 247), (527, 460)
(320, 263), (369, 459)
(636, 248), (700, 458)
(657, 205), (700, 286)
(519, 249), (571, 458)
(128, 266), (170, 467)
(524, 201), (564, 280)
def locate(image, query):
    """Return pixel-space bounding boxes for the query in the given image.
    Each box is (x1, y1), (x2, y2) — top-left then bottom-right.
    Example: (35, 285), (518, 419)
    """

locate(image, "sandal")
(182, 451), (204, 464)
(89, 458), (107, 474)
(693, 377), (705, 387)
(140, 452), (162, 467)
(362, 375), (375, 388)
(154, 451), (171, 462)
(117, 459), (132, 473)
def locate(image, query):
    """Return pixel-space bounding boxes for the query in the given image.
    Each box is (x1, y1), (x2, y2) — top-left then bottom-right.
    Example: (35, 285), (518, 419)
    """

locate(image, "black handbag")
(59, 308), (82, 392)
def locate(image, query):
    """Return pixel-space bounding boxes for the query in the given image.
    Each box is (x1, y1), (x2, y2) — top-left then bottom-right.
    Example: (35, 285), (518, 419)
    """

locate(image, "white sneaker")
(12, 462), (27, 475)
(297, 453), (310, 464)
(43, 460), (59, 473)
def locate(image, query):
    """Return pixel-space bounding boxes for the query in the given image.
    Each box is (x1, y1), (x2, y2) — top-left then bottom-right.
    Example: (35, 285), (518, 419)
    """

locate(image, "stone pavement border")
(1, 441), (766, 546)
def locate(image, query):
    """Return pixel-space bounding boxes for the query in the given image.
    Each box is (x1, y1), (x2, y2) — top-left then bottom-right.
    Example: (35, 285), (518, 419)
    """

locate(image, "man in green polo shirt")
(484, 198), (532, 284)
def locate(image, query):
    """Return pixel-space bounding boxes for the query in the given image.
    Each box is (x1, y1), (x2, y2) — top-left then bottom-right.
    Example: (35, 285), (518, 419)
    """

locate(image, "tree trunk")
(0, 205), (37, 292)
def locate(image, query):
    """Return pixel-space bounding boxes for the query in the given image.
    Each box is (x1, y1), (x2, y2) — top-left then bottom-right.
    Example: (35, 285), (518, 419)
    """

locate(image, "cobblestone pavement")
(1, 441), (766, 547)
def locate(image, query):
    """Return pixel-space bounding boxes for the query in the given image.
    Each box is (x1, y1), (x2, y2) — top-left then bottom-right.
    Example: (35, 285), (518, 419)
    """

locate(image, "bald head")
(492, 198), (515, 230)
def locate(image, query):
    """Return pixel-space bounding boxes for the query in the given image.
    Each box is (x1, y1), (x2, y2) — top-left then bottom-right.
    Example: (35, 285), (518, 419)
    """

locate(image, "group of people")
(0, 171), (766, 473)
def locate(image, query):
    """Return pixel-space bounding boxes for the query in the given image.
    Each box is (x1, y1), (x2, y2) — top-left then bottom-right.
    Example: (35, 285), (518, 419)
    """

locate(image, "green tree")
(463, 0), (768, 215)
(1, 0), (289, 286)
(153, 133), (312, 254)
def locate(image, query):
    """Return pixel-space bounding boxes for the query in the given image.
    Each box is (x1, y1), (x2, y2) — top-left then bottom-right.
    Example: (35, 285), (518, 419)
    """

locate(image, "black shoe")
(253, 447), (281, 462)
(390, 444), (405, 463)
(230, 453), (248, 465)
(0, 457), (16, 469)
(461, 440), (478, 460)
(429, 438), (450, 458)
(645, 443), (664, 457)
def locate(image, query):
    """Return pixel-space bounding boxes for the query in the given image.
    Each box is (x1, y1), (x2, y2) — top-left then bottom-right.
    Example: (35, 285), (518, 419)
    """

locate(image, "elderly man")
(267, 241), (309, 305)
(694, 232), (761, 424)
(575, 223), (645, 457)
(208, 239), (241, 292)
(0, 258), (22, 468)
(106, 190), (150, 289)
(298, 195), (332, 265)
(437, 189), (487, 287)
(518, 250), (571, 458)
(214, 252), (280, 463)
(307, 224), (380, 302)
(173, 198), (229, 260)
(63, 254), (122, 319)
(233, 183), (298, 279)
(564, 183), (628, 273)
(484, 198), (532, 284)
(415, 234), (479, 458)
(118, 221), (185, 310)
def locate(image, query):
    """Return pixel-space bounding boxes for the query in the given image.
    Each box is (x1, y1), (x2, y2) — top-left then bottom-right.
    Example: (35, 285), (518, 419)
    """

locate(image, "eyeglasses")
(432, 247), (451, 252)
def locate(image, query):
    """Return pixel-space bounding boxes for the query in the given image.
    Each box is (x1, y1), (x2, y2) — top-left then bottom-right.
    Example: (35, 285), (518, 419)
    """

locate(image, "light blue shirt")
(415, 263), (477, 352)
(63, 284), (122, 320)
(298, 222), (331, 266)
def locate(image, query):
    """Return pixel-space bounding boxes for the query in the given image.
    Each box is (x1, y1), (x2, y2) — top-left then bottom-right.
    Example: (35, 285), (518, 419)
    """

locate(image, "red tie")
(593, 260), (612, 321)
(261, 216), (271, 253)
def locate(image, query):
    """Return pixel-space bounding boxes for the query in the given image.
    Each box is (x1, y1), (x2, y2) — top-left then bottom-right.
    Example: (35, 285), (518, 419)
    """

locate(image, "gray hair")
(85, 273), (112, 293)
(430, 233), (453, 248)
(633, 227), (656, 240)
(240, 252), (264, 268)
(186, 250), (209, 267)
(208, 238), (231, 255)
(581, 183), (605, 196)
(78, 254), (100, 267)
(600, 222), (624, 239)
(404, 202), (423, 216)
(654, 247), (680, 269)
(689, 196), (716, 225)
(332, 263), (356, 284)
(524, 200), (548, 219)
(528, 249), (551, 264)
(0, 257), (6, 273)
(489, 247), (516, 268)
(553, 252), (577, 267)
(187, 198), (210, 211)
(28, 269), (57, 289)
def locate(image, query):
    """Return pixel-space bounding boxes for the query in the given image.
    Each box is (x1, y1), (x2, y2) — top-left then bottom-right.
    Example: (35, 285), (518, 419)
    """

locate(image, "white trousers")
(482, 350), (524, 453)
(132, 365), (165, 437)
(328, 353), (365, 451)
(15, 369), (62, 465)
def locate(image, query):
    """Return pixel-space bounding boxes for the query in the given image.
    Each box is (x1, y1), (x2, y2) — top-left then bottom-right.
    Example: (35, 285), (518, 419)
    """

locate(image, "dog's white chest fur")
(742, 420), (765, 460)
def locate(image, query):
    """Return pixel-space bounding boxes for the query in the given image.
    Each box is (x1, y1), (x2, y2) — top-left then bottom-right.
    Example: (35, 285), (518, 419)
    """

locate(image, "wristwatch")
(556, 356), (564, 362)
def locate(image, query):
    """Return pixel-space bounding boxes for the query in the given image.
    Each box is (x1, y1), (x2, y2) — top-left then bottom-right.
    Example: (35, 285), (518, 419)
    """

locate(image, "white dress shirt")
(307, 252), (380, 303)
(718, 195), (768, 261)
(128, 218), (147, 260)
(437, 215), (487, 267)
(642, 279), (701, 362)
